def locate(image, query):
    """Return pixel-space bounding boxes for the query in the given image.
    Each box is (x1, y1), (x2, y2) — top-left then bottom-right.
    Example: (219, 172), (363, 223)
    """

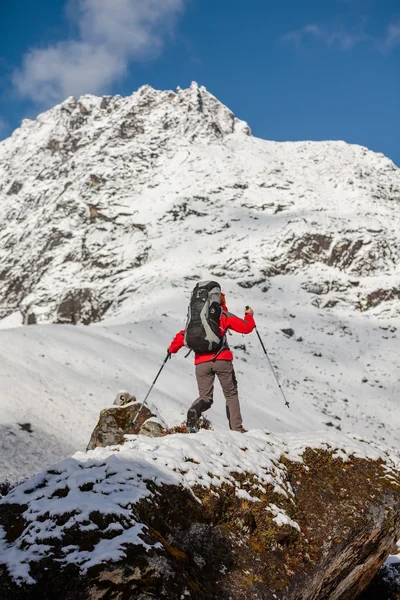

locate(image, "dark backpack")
(184, 281), (225, 354)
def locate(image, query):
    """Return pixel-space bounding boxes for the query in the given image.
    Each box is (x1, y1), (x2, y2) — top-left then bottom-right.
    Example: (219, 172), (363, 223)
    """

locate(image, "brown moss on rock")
(86, 402), (160, 450)
(279, 450), (400, 599)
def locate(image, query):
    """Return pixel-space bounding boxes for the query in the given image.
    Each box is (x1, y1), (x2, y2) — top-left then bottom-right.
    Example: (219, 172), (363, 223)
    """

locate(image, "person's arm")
(225, 307), (255, 334)
(169, 330), (185, 353)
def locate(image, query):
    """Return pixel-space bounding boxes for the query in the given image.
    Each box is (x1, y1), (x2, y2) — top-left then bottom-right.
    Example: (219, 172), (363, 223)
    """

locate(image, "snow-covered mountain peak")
(8, 81), (251, 157)
(0, 82), (399, 328)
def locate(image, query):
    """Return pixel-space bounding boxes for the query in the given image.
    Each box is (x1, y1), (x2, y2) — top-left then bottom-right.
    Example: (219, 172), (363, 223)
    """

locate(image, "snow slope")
(1, 300), (399, 481)
(0, 83), (399, 480)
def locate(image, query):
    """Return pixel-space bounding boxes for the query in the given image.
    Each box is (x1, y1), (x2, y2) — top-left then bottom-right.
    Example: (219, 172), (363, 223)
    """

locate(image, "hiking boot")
(186, 408), (199, 433)
(235, 427), (247, 433)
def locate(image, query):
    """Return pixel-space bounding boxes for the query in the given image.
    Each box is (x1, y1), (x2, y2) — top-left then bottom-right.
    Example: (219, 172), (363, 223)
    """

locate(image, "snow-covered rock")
(0, 430), (399, 599)
(86, 397), (163, 451)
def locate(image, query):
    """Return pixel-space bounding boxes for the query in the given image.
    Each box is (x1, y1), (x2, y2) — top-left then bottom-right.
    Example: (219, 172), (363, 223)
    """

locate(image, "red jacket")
(169, 310), (255, 365)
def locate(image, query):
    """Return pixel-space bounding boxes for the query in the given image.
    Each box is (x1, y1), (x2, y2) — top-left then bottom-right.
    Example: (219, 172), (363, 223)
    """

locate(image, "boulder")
(86, 392), (163, 450)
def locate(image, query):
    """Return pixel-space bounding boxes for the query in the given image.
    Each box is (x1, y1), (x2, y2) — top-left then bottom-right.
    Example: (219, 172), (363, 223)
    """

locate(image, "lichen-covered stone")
(86, 398), (161, 451)
(138, 419), (163, 438)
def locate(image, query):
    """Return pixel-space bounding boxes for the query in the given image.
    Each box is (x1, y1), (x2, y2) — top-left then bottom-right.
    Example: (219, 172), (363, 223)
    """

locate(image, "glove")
(245, 306), (254, 316)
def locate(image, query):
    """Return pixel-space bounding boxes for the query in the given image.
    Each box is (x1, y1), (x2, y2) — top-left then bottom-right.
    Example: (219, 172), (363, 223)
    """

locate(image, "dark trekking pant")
(190, 360), (244, 431)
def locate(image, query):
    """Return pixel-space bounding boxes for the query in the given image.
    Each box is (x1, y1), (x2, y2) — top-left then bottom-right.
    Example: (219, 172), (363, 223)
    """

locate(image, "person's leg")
(187, 361), (215, 431)
(214, 361), (244, 431)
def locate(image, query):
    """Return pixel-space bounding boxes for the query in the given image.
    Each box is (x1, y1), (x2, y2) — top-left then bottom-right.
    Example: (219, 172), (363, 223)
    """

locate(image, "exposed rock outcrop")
(86, 392), (163, 450)
(55, 288), (111, 325)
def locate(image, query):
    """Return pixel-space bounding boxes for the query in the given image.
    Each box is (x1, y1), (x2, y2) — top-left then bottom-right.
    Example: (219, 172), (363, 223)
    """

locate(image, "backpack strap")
(211, 310), (229, 360)
(211, 337), (227, 361)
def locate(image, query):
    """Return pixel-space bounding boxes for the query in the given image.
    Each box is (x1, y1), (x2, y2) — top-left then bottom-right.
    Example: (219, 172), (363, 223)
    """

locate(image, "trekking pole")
(132, 352), (171, 428)
(246, 307), (290, 409)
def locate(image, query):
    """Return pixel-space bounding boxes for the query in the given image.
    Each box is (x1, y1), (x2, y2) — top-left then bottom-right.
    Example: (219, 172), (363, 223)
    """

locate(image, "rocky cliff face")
(0, 82), (399, 325)
(0, 431), (399, 599)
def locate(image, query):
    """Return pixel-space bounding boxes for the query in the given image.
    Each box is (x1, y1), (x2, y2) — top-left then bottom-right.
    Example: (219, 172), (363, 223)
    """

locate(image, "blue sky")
(1, 0), (399, 164)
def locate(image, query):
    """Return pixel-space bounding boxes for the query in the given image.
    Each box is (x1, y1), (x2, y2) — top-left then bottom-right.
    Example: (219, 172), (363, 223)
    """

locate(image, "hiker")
(168, 282), (255, 433)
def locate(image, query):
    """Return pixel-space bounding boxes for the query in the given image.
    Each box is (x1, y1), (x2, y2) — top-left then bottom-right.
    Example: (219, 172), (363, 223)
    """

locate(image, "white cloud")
(383, 21), (400, 51)
(283, 23), (371, 51)
(13, 0), (187, 105)
(283, 19), (400, 53)
(282, 24), (322, 48)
